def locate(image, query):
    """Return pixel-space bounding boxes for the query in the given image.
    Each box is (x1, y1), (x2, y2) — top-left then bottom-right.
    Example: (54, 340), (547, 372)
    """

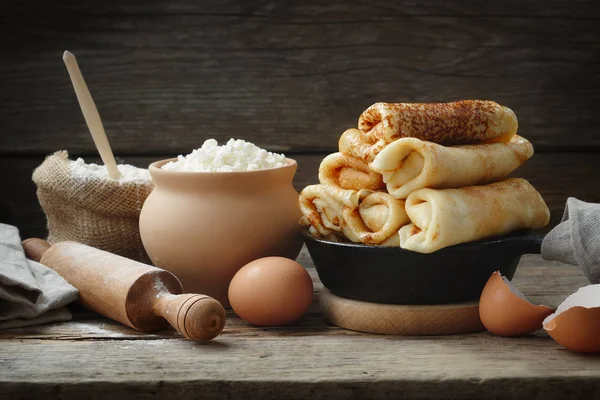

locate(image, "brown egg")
(228, 256), (314, 326)
(543, 284), (600, 353)
(479, 271), (554, 337)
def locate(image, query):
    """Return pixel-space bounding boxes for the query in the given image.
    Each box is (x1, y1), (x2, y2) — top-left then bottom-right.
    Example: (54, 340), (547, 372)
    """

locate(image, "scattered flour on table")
(65, 322), (132, 337)
(70, 158), (151, 184)
(162, 138), (287, 172)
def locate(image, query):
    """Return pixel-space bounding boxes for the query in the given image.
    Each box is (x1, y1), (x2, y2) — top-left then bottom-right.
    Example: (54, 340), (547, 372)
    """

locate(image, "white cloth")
(542, 198), (600, 284)
(0, 223), (78, 328)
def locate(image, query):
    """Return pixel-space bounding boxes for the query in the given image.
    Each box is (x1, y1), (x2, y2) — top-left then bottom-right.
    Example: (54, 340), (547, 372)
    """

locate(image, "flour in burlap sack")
(32, 151), (153, 263)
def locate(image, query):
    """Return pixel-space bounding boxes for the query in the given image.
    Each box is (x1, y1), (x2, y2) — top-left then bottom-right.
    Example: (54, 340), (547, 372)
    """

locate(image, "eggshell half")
(543, 284), (600, 353)
(479, 271), (554, 337)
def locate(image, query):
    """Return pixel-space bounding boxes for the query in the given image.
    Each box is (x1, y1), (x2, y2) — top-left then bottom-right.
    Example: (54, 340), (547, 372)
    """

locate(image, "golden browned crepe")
(399, 178), (550, 253)
(299, 184), (409, 245)
(339, 128), (385, 163)
(369, 135), (533, 199)
(318, 152), (385, 191)
(341, 100), (518, 162)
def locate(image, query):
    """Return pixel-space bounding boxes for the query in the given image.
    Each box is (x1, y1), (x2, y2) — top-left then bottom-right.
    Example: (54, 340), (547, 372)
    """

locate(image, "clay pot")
(139, 158), (303, 307)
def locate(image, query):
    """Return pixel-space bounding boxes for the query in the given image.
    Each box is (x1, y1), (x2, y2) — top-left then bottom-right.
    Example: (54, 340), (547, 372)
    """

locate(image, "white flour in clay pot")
(162, 139), (287, 172)
(71, 158), (151, 184)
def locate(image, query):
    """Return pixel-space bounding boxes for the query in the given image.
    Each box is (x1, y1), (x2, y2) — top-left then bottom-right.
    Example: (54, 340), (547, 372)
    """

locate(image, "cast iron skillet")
(301, 228), (544, 305)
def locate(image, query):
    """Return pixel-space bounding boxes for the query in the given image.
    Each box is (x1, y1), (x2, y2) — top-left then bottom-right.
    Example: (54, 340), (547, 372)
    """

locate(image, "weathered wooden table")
(1, 248), (598, 400)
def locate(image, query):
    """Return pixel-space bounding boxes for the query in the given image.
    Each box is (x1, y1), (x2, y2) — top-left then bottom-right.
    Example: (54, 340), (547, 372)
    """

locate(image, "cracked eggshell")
(543, 284), (600, 353)
(479, 271), (554, 337)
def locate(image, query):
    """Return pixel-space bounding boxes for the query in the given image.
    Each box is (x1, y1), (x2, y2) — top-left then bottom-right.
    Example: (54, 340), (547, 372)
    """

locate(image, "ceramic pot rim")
(149, 157), (297, 176)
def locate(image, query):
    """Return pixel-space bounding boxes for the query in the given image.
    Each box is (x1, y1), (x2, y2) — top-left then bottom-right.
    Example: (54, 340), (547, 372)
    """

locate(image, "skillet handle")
(505, 231), (545, 255)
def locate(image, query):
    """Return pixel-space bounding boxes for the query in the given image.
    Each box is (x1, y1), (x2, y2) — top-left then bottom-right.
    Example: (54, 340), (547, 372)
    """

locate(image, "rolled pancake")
(400, 178), (550, 254)
(339, 128), (387, 163)
(299, 184), (409, 245)
(341, 100), (518, 162)
(370, 135), (534, 199)
(299, 184), (360, 240)
(319, 152), (385, 191)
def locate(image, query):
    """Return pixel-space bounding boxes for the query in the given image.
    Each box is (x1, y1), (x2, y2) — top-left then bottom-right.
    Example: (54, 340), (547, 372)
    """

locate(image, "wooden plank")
(0, 262), (328, 341)
(1, 336), (598, 400)
(0, 256), (596, 400)
(1, 2), (599, 154)
(1, 335), (599, 400)
(1, 152), (599, 239)
(2, 0), (599, 18)
(0, 254), (587, 341)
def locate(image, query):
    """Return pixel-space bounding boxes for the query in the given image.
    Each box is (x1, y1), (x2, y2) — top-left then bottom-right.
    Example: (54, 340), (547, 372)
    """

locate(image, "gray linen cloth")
(542, 198), (600, 284)
(0, 223), (78, 328)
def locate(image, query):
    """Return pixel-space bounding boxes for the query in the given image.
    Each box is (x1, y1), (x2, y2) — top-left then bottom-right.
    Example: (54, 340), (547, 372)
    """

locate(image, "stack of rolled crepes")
(299, 100), (551, 253)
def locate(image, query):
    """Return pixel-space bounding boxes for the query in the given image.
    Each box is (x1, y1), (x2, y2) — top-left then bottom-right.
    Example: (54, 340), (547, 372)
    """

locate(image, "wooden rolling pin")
(23, 238), (226, 341)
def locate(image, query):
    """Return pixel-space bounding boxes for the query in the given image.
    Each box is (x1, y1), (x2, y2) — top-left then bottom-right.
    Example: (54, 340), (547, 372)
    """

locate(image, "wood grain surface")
(2, 152), (598, 239)
(1, 1), (599, 154)
(0, 253), (598, 400)
(320, 289), (485, 335)
(22, 239), (226, 341)
(3, 1), (599, 16)
(1, 2), (598, 398)
(1, 0), (598, 242)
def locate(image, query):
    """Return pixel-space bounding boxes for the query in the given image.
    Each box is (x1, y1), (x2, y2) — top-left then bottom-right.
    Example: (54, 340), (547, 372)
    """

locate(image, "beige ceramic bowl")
(139, 158), (303, 307)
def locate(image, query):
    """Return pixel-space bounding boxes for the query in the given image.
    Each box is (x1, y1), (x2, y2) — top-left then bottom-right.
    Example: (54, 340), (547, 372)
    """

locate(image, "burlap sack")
(32, 151), (153, 263)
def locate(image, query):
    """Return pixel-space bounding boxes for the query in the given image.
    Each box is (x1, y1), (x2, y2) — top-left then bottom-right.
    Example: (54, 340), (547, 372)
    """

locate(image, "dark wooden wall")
(1, 1), (599, 238)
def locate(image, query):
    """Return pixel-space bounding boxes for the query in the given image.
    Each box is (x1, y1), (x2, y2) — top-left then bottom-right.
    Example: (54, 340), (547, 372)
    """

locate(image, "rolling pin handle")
(153, 293), (226, 341)
(22, 238), (52, 262)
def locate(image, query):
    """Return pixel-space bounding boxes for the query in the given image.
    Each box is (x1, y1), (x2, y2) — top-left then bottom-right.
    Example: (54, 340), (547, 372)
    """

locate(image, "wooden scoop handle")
(153, 294), (226, 341)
